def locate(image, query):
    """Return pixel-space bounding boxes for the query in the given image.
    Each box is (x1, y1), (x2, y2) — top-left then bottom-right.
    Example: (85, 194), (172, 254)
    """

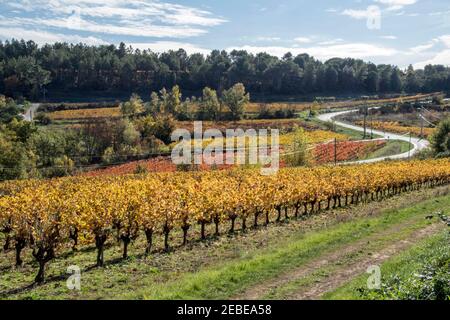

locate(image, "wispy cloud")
(341, 8), (373, 20)
(227, 43), (398, 61)
(1, 0), (227, 40)
(374, 0), (418, 11)
(409, 43), (435, 54)
(294, 37), (313, 44)
(412, 35), (450, 68)
(317, 38), (344, 45)
(380, 35), (398, 40)
(256, 36), (281, 42)
(0, 26), (108, 45)
(128, 41), (210, 55)
(342, 0), (418, 20)
(414, 50), (450, 68)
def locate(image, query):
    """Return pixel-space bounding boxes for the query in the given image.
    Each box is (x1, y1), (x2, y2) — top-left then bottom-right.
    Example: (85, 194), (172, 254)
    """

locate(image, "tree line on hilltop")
(1, 40), (450, 100)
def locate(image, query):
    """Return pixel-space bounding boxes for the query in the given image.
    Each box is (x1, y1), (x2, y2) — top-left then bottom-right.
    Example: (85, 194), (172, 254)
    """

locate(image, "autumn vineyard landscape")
(2, 0), (450, 306)
(1, 159), (450, 284)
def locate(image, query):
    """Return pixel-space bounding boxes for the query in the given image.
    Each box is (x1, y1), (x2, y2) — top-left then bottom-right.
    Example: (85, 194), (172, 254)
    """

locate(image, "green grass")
(128, 194), (450, 300)
(309, 116), (382, 140)
(323, 231), (450, 300)
(364, 140), (413, 160)
(260, 212), (440, 300)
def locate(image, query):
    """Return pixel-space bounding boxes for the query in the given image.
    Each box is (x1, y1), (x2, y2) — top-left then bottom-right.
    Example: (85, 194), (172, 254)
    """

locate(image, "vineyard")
(82, 157), (235, 177)
(1, 160), (449, 284)
(280, 130), (348, 145)
(313, 140), (387, 164)
(355, 121), (435, 138)
(47, 107), (122, 121)
(213, 94), (435, 114)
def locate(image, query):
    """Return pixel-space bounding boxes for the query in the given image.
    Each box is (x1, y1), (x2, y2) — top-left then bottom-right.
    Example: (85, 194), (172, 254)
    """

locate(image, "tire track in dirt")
(232, 218), (443, 300)
(288, 222), (443, 300)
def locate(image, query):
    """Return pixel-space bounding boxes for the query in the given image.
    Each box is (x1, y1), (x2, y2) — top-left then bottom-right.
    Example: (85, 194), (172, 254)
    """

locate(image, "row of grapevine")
(355, 121), (435, 138)
(1, 160), (450, 283)
(314, 140), (387, 164)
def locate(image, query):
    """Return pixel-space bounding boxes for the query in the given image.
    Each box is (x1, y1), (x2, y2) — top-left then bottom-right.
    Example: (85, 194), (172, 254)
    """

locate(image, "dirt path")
(292, 222), (442, 300)
(233, 219), (443, 300)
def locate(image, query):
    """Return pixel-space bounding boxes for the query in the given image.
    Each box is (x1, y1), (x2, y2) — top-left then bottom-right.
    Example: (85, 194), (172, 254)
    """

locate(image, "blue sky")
(0, 0), (449, 68)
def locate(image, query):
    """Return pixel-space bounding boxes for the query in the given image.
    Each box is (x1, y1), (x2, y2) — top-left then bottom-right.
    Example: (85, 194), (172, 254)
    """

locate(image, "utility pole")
(408, 132), (412, 159)
(362, 106), (368, 139)
(419, 113), (424, 139)
(334, 138), (338, 166)
(370, 112), (373, 139)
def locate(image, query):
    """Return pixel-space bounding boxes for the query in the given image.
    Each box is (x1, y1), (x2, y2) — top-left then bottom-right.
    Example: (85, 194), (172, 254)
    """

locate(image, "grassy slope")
(364, 140), (413, 160)
(258, 214), (442, 300)
(323, 232), (449, 300)
(2, 187), (448, 300)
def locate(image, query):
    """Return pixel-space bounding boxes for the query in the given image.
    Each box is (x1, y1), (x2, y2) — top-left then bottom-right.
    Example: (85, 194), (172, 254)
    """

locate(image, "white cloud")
(409, 43), (435, 54)
(374, 0), (418, 11)
(380, 35), (398, 40)
(129, 41), (210, 55)
(341, 9), (373, 20)
(318, 39), (344, 45)
(342, 0), (417, 20)
(438, 35), (450, 47)
(429, 10), (450, 16)
(381, 36), (397, 40)
(411, 35), (450, 68)
(227, 43), (398, 61)
(0, 27), (107, 45)
(256, 37), (281, 42)
(414, 50), (450, 68)
(7, 16), (208, 38)
(294, 37), (313, 44)
(2, 0), (227, 39)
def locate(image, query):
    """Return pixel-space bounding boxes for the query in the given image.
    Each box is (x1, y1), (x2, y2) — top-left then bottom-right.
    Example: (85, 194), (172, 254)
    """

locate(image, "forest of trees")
(1, 39), (450, 101)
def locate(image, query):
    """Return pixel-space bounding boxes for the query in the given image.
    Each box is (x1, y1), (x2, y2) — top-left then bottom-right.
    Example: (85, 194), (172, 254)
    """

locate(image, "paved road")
(22, 103), (40, 121)
(317, 109), (430, 164)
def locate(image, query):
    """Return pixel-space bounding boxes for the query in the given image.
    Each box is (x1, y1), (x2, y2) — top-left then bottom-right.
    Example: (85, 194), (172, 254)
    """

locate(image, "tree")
(405, 65), (420, 93)
(302, 63), (316, 93)
(285, 128), (311, 167)
(1, 39), (450, 99)
(159, 88), (170, 114)
(26, 63), (51, 100)
(366, 71), (379, 93)
(0, 95), (23, 124)
(325, 65), (338, 91)
(199, 87), (220, 121)
(221, 83), (250, 121)
(146, 92), (161, 116)
(121, 94), (144, 118)
(379, 66), (392, 92)
(0, 131), (34, 181)
(390, 68), (403, 92)
(152, 115), (176, 145)
(431, 118), (450, 157)
(168, 85), (182, 115)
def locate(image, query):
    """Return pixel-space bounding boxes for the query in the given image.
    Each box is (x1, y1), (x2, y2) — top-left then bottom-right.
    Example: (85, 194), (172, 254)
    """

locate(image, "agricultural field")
(339, 101), (449, 140)
(1, 160), (449, 300)
(47, 107), (122, 121)
(355, 121), (435, 138)
(245, 93), (436, 114)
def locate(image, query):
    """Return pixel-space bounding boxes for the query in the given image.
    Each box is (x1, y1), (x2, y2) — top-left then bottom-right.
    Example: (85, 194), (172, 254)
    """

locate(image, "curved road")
(317, 109), (430, 164)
